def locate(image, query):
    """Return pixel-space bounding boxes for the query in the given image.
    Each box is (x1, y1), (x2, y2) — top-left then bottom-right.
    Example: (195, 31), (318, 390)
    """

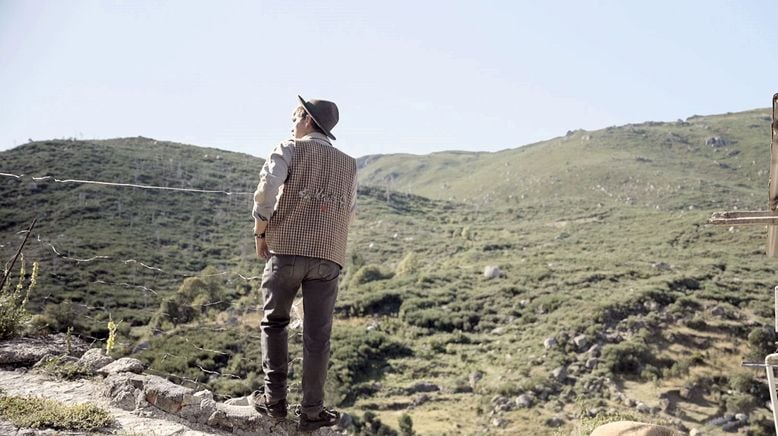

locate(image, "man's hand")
(256, 237), (270, 260)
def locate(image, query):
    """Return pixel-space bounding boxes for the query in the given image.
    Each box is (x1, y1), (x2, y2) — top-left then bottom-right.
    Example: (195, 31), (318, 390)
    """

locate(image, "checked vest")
(266, 138), (357, 267)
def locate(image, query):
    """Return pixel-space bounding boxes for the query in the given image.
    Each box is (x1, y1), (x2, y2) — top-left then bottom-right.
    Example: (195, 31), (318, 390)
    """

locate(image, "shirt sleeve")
(349, 171), (358, 223)
(252, 141), (293, 221)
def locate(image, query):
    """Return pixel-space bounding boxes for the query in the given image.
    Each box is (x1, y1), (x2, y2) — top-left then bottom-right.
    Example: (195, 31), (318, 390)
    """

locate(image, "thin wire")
(0, 171), (253, 196)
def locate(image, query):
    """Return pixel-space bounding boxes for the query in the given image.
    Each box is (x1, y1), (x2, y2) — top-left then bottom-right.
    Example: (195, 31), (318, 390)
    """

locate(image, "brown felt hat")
(297, 95), (339, 140)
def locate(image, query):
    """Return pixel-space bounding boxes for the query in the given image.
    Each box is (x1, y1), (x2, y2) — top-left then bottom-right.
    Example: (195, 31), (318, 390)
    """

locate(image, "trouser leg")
(300, 258), (340, 418)
(260, 255), (301, 402)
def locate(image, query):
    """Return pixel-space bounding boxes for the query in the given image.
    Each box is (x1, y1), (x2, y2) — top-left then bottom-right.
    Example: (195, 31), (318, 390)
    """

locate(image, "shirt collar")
(300, 132), (332, 145)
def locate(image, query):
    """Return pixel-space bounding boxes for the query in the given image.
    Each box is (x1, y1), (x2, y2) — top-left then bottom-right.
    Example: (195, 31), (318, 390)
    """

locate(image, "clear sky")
(1, 0), (777, 159)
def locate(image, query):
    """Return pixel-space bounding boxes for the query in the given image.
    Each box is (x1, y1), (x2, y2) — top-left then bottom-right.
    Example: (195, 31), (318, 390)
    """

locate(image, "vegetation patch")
(0, 393), (113, 431)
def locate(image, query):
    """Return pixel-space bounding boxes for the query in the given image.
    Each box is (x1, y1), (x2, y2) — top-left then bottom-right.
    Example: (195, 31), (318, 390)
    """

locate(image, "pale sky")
(1, 0), (777, 158)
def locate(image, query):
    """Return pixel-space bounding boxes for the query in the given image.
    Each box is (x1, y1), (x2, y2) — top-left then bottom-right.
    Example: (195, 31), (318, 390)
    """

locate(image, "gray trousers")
(260, 254), (340, 418)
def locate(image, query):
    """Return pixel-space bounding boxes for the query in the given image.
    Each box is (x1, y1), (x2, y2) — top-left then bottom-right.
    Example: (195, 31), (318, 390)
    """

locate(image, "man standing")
(251, 96), (357, 432)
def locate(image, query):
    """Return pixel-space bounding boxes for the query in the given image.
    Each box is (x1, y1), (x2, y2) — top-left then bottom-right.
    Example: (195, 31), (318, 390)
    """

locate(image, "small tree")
(0, 256), (39, 339)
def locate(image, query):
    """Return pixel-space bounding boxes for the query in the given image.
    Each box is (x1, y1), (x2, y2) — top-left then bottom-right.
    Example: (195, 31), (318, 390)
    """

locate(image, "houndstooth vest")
(266, 139), (356, 267)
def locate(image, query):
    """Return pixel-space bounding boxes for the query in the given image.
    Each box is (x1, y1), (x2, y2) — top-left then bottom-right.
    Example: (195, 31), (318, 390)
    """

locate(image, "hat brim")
(298, 95), (336, 140)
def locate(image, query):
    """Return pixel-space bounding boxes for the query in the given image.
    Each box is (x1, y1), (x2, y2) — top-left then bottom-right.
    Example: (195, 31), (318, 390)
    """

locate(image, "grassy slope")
(1, 108), (776, 434)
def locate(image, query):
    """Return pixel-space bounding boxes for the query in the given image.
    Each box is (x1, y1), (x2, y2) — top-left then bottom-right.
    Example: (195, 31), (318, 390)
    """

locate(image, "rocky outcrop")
(0, 333), (88, 367)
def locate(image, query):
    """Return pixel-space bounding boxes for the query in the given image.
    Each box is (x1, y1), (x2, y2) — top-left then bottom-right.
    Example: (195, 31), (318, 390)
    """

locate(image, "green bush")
(747, 327), (776, 360)
(327, 326), (412, 406)
(0, 394), (113, 431)
(351, 264), (394, 286)
(601, 340), (650, 375)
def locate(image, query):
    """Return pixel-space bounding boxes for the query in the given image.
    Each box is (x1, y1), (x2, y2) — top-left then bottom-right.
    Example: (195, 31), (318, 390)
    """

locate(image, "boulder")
(97, 357), (144, 375)
(543, 337), (557, 349)
(515, 394), (533, 408)
(483, 266), (505, 280)
(551, 366), (567, 382)
(573, 334), (589, 350)
(143, 374), (195, 415)
(78, 348), (114, 371)
(590, 421), (678, 436)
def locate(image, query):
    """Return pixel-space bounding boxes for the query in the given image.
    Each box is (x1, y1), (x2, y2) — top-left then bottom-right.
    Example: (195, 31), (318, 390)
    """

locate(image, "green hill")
(2, 108), (777, 434)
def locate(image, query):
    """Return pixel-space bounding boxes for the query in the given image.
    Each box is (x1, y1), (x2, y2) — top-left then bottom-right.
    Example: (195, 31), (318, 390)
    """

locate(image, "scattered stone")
(515, 394), (533, 408)
(573, 334), (589, 350)
(587, 343), (602, 356)
(586, 357), (598, 370)
(491, 417), (507, 427)
(78, 348), (114, 371)
(590, 420), (677, 436)
(636, 402), (651, 414)
(543, 337), (557, 349)
(653, 262), (672, 271)
(706, 136), (728, 147)
(551, 366), (567, 382)
(97, 357), (144, 375)
(689, 428), (703, 436)
(483, 265), (506, 280)
(709, 305), (727, 317)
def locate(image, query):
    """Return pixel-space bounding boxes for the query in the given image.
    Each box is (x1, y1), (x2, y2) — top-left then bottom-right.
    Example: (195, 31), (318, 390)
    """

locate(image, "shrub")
(327, 327), (412, 406)
(351, 264), (393, 286)
(396, 252), (419, 276)
(0, 394), (113, 431)
(601, 341), (650, 375)
(0, 257), (38, 339)
(747, 327), (776, 360)
(724, 392), (756, 413)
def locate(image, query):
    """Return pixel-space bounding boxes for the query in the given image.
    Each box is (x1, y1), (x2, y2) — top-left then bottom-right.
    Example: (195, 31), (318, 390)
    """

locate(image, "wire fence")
(0, 169), (285, 401)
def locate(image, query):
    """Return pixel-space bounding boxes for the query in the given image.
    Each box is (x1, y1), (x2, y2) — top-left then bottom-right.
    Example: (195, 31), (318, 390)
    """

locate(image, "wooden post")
(768, 94), (778, 256)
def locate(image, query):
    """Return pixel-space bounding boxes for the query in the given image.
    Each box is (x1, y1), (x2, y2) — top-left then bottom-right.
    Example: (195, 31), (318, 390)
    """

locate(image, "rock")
(545, 416), (564, 427)
(407, 381), (440, 393)
(515, 394), (533, 408)
(734, 413), (748, 422)
(97, 357), (144, 375)
(551, 366), (567, 382)
(543, 337), (557, 349)
(573, 334), (589, 350)
(689, 429), (703, 436)
(709, 305), (727, 317)
(468, 371), (484, 390)
(587, 343), (602, 356)
(590, 421), (677, 436)
(490, 326), (506, 335)
(104, 373), (147, 411)
(491, 417), (507, 427)
(0, 334), (88, 367)
(78, 348), (114, 371)
(143, 374), (195, 415)
(706, 136), (728, 147)
(225, 395), (250, 406)
(338, 412), (353, 429)
(586, 357), (598, 370)
(483, 265), (506, 279)
(653, 262), (672, 271)
(636, 402), (651, 414)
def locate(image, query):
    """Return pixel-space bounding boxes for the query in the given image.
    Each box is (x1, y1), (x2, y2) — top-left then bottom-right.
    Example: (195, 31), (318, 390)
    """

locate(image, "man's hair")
(294, 106), (325, 135)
